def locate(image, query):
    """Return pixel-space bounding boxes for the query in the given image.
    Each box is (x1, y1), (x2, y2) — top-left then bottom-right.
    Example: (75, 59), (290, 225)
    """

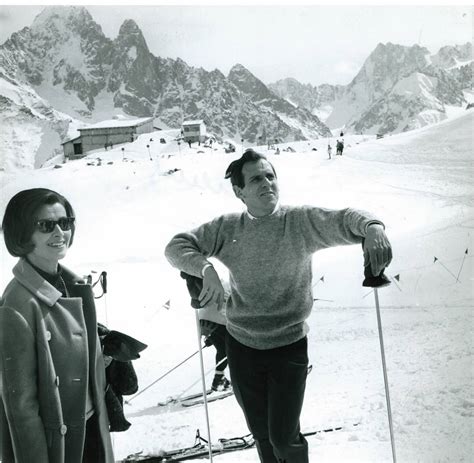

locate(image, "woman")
(0, 188), (114, 463)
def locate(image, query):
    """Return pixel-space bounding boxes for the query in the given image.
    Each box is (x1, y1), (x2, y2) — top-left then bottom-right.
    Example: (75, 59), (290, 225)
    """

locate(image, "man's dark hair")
(224, 148), (276, 188)
(2, 188), (76, 257)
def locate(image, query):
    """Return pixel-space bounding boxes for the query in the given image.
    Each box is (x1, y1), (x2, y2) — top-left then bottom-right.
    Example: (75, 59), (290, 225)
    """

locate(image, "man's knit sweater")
(165, 205), (382, 350)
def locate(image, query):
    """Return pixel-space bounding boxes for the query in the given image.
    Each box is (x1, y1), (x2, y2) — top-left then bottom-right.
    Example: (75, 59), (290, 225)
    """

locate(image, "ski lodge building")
(181, 119), (206, 143)
(62, 116), (154, 159)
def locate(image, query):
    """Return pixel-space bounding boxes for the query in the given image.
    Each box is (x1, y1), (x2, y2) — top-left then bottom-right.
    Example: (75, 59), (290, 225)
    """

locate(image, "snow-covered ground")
(0, 110), (473, 462)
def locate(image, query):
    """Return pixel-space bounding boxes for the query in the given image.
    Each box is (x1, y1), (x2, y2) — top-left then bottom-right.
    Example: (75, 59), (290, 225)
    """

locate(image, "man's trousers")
(226, 333), (309, 463)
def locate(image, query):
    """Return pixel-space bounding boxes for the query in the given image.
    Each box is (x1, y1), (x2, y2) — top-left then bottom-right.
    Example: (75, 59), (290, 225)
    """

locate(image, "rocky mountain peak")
(30, 6), (98, 38)
(361, 42), (430, 81)
(228, 63), (273, 99)
(228, 63), (255, 82)
(431, 42), (473, 68)
(115, 19), (149, 52)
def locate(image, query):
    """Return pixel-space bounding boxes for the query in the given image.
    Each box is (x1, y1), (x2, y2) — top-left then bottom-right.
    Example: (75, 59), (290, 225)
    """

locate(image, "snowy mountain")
(0, 75), (79, 171)
(319, 42), (470, 135)
(0, 6), (331, 171)
(268, 78), (345, 122)
(227, 64), (332, 141)
(1, 6), (472, 171)
(431, 42), (472, 70)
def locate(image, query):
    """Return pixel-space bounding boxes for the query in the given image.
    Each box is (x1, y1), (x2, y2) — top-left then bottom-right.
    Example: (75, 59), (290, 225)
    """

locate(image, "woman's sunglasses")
(35, 217), (75, 233)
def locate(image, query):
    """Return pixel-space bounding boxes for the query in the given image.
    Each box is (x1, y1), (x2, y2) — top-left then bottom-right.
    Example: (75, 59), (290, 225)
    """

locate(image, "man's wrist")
(201, 263), (214, 277)
(365, 221), (385, 233)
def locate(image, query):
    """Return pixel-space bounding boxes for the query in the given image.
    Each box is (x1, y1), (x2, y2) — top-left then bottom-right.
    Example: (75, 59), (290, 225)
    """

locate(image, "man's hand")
(199, 266), (225, 309)
(363, 224), (392, 276)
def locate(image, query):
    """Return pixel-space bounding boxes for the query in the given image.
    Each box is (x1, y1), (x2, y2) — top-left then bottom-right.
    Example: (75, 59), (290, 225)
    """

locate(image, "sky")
(0, 3), (472, 86)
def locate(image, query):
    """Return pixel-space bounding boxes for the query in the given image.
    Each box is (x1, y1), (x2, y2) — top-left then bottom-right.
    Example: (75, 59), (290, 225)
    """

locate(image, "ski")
(181, 389), (233, 407)
(122, 423), (359, 462)
(122, 431), (254, 462)
(157, 390), (212, 407)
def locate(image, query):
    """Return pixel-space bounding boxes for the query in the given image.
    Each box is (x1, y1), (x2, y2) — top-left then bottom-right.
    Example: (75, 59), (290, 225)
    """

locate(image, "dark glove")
(180, 271), (203, 309)
(102, 330), (148, 361)
(97, 322), (110, 344)
(106, 359), (139, 396)
(361, 239), (391, 288)
(105, 386), (132, 432)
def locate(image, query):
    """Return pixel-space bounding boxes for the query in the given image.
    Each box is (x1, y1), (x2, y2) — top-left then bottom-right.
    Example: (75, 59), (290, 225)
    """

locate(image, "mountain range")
(0, 6), (472, 170)
(270, 42), (472, 134)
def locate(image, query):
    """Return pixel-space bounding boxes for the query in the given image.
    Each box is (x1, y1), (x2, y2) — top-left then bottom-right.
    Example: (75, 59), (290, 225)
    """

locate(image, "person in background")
(0, 188), (114, 463)
(165, 148), (392, 463)
(198, 279), (231, 391)
(180, 272), (231, 391)
(327, 143), (332, 159)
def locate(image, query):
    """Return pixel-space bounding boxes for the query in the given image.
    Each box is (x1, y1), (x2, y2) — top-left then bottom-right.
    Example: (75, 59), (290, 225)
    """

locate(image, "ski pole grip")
(101, 271), (108, 294)
(362, 240), (391, 288)
(363, 264), (391, 288)
(180, 272), (203, 309)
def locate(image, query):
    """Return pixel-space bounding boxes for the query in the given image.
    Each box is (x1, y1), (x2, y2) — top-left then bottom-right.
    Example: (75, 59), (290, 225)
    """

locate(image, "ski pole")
(90, 270), (109, 325)
(363, 264), (397, 463)
(125, 347), (205, 404)
(195, 310), (214, 462)
(174, 355), (228, 402)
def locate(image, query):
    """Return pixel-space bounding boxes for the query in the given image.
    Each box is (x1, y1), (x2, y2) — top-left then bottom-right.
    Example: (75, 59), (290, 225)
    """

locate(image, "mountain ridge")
(0, 6), (472, 170)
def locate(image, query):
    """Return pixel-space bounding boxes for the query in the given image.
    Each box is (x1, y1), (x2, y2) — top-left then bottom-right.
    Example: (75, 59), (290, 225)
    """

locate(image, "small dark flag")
(162, 300), (171, 310)
(456, 249), (469, 282)
(434, 256), (458, 281)
(394, 274), (400, 281)
(320, 276), (325, 282)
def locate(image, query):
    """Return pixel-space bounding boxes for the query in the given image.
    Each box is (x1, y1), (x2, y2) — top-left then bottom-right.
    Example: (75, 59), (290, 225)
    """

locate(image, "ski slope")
(0, 111), (473, 462)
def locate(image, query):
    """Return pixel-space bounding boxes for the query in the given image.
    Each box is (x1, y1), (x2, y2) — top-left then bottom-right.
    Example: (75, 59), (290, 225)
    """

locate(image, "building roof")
(61, 135), (81, 145)
(79, 116), (153, 131)
(182, 119), (204, 126)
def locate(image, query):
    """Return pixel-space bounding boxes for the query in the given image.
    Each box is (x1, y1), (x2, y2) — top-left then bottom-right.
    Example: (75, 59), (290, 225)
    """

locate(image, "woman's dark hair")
(2, 188), (75, 257)
(224, 148), (276, 188)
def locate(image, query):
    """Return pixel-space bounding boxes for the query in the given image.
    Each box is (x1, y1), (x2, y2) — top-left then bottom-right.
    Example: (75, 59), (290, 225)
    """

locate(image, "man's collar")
(246, 203), (280, 220)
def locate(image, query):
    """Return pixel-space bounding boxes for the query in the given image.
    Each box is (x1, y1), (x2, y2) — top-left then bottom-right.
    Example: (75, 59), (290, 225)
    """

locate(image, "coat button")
(60, 424), (67, 435)
(46, 331), (51, 341)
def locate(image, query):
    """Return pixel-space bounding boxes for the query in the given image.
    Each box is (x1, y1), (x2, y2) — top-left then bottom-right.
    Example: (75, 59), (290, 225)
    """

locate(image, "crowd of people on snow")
(0, 143), (392, 463)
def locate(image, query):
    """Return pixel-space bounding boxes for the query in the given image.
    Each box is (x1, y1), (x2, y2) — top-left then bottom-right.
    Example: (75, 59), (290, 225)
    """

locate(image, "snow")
(80, 116), (153, 130)
(127, 46), (137, 61)
(391, 73), (439, 106)
(0, 111), (473, 462)
(183, 119), (204, 125)
(447, 58), (474, 71)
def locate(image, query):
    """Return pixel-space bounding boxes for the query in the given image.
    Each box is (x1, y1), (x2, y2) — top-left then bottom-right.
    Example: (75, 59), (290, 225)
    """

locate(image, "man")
(165, 148), (392, 463)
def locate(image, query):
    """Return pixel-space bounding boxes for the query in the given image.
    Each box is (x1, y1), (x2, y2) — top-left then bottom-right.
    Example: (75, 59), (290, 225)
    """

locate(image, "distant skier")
(336, 138), (344, 156)
(327, 144), (332, 159)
